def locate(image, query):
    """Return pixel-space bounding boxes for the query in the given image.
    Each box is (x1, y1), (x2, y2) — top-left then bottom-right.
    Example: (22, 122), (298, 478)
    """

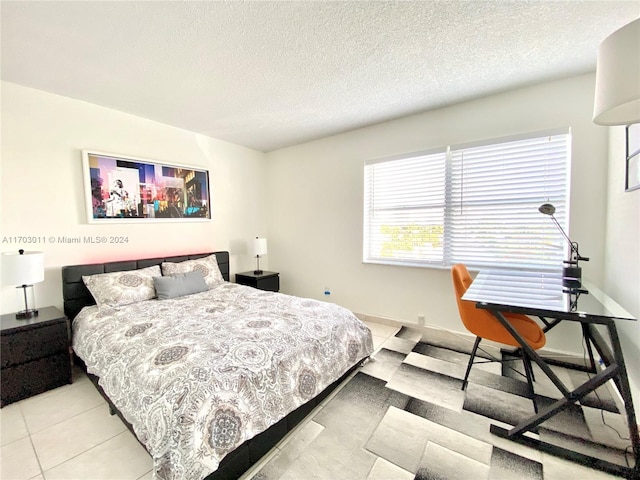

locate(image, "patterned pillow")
(161, 254), (225, 289)
(83, 265), (161, 308)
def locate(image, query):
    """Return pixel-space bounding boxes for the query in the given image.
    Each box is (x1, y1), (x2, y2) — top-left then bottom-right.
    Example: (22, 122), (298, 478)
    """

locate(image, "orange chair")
(451, 264), (546, 412)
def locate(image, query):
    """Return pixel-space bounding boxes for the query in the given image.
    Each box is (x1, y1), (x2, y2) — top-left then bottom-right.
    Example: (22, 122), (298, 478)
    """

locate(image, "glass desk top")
(462, 269), (636, 322)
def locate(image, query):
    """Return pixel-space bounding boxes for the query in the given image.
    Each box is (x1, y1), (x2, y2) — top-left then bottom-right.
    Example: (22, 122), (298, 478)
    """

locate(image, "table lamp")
(538, 204), (589, 287)
(253, 237), (267, 275)
(2, 249), (45, 319)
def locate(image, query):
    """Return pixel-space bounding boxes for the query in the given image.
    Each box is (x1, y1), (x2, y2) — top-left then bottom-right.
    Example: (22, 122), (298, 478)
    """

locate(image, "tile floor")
(0, 320), (399, 480)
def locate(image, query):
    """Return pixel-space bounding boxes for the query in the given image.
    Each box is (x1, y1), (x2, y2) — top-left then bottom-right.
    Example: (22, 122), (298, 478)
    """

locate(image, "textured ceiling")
(1, 1), (638, 152)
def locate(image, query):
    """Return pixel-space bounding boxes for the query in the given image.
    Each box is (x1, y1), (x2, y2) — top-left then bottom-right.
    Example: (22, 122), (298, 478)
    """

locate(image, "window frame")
(363, 128), (572, 271)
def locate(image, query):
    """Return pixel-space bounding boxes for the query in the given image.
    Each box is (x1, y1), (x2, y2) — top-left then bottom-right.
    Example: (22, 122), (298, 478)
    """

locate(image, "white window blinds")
(364, 150), (447, 265)
(363, 131), (571, 270)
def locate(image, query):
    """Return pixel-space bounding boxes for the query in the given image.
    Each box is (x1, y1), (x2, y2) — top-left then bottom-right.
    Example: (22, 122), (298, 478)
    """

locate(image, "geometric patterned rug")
(252, 327), (635, 480)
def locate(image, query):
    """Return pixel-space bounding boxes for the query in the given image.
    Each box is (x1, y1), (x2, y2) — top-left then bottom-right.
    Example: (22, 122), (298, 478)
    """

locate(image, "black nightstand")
(1, 306), (72, 407)
(235, 271), (280, 292)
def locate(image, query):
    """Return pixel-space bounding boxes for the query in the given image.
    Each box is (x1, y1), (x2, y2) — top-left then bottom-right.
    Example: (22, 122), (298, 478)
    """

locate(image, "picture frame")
(625, 123), (640, 192)
(82, 150), (211, 223)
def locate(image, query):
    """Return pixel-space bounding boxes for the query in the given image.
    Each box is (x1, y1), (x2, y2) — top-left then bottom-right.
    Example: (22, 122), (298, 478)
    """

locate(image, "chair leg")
(522, 353), (538, 413)
(462, 336), (482, 391)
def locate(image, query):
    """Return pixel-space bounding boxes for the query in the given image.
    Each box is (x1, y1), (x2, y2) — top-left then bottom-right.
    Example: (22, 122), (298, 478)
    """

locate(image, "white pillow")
(161, 254), (224, 289)
(83, 265), (161, 308)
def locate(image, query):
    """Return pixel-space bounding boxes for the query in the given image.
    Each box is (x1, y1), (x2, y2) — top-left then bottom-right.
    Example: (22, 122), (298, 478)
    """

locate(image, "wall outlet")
(418, 314), (425, 325)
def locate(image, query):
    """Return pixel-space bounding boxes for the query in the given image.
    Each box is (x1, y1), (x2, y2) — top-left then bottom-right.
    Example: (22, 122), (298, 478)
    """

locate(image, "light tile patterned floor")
(0, 371), (153, 480)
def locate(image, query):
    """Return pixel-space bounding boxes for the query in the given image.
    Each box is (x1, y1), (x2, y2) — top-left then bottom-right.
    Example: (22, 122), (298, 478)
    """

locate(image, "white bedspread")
(72, 282), (373, 480)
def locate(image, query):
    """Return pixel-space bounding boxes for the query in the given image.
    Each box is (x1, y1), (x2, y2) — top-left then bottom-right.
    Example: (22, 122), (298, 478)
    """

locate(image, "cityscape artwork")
(82, 151), (211, 223)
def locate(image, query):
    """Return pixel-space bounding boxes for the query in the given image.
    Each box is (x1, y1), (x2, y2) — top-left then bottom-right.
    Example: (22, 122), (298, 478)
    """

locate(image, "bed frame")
(62, 251), (354, 480)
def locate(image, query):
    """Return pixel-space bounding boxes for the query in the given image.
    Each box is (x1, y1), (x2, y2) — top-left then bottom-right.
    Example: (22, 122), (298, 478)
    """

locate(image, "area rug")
(251, 326), (635, 480)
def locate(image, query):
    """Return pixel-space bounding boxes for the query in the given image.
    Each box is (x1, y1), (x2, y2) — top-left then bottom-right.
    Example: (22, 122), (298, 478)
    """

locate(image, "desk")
(463, 269), (639, 478)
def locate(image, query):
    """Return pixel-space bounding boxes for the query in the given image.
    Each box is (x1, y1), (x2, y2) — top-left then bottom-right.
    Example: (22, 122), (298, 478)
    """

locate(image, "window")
(363, 130), (571, 270)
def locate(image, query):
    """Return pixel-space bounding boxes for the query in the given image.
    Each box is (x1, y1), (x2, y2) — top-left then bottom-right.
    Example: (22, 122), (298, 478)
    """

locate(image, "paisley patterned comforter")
(72, 282), (373, 480)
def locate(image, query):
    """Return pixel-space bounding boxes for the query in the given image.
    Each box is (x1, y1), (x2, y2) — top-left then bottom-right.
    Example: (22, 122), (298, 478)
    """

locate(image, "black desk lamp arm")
(567, 241), (589, 264)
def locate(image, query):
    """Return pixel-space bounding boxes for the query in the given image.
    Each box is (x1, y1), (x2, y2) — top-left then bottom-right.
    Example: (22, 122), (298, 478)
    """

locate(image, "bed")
(62, 251), (373, 480)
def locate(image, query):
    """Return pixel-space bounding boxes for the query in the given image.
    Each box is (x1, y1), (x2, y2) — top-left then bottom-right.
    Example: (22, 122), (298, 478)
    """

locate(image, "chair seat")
(479, 310), (546, 350)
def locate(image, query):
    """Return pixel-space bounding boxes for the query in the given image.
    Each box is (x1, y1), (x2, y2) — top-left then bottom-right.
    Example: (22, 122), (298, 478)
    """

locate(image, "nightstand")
(1, 306), (72, 407)
(235, 271), (280, 292)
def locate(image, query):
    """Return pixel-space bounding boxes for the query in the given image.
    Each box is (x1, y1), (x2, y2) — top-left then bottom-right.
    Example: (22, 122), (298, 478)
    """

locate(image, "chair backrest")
(451, 264), (546, 349)
(451, 263), (501, 338)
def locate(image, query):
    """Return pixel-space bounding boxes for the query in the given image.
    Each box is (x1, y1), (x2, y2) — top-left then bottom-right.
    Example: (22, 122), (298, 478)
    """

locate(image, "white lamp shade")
(2, 251), (45, 285)
(253, 238), (268, 256)
(593, 18), (640, 126)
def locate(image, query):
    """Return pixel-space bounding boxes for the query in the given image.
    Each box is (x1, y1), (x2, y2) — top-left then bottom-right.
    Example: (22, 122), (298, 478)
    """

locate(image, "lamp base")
(16, 308), (38, 320)
(562, 265), (582, 288)
(253, 270), (264, 275)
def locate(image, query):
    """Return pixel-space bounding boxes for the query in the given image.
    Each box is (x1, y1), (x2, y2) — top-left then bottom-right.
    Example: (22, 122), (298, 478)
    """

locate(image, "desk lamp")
(2, 249), (45, 319)
(538, 203), (589, 287)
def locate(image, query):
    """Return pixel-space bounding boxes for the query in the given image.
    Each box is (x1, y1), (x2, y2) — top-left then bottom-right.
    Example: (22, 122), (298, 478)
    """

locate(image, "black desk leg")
(490, 311), (640, 477)
(490, 424), (639, 479)
(581, 323), (597, 371)
(587, 323), (640, 468)
(604, 323), (640, 465)
(493, 311), (571, 397)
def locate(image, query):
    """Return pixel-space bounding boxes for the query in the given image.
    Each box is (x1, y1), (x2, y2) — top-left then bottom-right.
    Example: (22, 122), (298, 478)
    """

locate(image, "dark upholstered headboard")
(62, 251), (230, 321)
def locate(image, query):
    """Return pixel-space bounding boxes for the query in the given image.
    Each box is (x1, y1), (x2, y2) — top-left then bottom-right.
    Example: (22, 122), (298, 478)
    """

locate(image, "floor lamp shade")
(593, 18), (640, 125)
(2, 250), (44, 319)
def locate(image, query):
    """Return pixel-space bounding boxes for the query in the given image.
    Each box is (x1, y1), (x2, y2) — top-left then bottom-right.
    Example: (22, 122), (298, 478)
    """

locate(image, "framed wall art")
(82, 150), (211, 223)
(626, 123), (640, 192)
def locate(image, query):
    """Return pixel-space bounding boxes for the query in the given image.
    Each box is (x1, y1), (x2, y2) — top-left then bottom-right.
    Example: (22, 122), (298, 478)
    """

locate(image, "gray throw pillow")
(153, 271), (208, 300)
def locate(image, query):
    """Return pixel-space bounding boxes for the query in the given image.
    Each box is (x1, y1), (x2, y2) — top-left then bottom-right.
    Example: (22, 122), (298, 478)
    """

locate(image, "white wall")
(604, 125), (640, 414)
(266, 73), (611, 355)
(0, 82), (269, 314)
